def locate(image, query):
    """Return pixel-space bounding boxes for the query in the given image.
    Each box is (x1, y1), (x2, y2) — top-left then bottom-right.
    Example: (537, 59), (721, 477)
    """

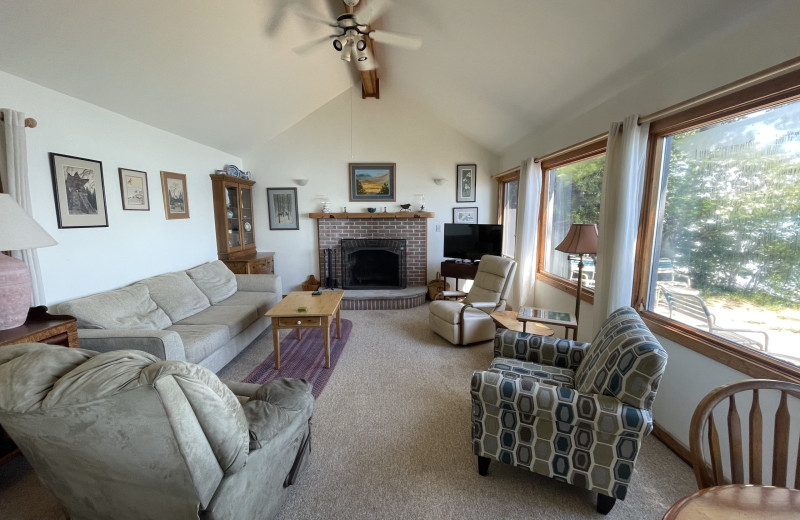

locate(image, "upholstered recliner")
(429, 255), (517, 345)
(0, 343), (314, 520)
(471, 307), (667, 514)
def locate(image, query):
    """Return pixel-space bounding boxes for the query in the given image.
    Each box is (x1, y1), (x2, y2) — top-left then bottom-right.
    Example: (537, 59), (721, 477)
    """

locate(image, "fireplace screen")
(341, 238), (407, 290)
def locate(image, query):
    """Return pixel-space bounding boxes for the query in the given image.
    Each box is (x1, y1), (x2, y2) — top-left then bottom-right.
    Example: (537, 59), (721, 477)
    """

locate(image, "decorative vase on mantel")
(321, 201), (332, 213)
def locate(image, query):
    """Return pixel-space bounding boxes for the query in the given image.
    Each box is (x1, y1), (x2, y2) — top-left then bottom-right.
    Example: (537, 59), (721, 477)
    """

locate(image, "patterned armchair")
(470, 306), (667, 514)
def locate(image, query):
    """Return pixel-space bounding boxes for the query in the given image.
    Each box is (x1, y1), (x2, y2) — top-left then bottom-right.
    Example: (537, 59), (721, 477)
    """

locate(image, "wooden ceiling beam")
(348, 0), (379, 99)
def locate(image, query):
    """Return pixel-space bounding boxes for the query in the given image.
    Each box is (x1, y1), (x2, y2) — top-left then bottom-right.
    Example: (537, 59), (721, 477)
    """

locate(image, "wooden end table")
(265, 291), (344, 369)
(490, 310), (554, 336)
(517, 307), (578, 340)
(0, 306), (79, 467)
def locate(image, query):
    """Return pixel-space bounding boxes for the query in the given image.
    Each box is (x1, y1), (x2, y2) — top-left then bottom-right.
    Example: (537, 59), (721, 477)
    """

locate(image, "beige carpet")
(0, 304), (697, 519)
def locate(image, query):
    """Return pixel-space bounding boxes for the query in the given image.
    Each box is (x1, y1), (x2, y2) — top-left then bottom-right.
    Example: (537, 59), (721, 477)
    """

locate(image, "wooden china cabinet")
(210, 174), (274, 274)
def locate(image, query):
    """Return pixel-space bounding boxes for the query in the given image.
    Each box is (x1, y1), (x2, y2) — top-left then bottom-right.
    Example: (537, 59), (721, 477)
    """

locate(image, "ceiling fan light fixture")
(340, 40), (353, 62)
(356, 38), (367, 51)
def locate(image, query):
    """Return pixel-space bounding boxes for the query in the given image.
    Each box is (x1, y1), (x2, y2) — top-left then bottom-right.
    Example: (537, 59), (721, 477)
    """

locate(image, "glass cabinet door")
(225, 185), (241, 249)
(240, 187), (254, 246)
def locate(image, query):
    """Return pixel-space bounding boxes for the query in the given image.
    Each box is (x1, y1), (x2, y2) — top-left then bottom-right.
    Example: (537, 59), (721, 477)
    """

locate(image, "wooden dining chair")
(689, 379), (800, 490)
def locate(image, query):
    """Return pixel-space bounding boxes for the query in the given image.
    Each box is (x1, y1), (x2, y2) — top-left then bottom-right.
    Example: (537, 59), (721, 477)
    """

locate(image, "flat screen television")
(443, 223), (504, 262)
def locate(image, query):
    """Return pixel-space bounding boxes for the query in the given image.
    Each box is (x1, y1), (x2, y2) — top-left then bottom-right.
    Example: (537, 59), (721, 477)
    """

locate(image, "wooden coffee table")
(265, 291), (344, 369)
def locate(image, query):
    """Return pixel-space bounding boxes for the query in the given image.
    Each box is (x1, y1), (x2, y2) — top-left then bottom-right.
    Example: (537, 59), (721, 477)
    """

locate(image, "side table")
(0, 306), (79, 467)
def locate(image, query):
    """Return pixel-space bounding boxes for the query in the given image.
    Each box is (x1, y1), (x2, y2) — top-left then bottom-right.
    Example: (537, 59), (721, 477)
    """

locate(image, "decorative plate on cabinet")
(226, 209), (234, 218)
(244, 222), (252, 232)
(226, 165), (241, 177)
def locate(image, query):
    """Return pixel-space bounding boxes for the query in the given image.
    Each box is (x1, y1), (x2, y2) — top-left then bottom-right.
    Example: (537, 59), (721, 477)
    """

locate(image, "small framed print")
(456, 163), (477, 203)
(118, 168), (150, 211)
(160, 171), (190, 220)
(349, 163), (396, 201)
(49, 152), (109, 228)
(267, 187), (299, 230)
(453, 206), (478, 224)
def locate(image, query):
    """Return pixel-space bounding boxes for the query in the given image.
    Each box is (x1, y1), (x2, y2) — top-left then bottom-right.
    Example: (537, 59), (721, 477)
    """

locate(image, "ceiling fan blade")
(355, 0), (392, 26)
(369, 30), (422, 50)
(285, 3), (337, 26)
(265, 0), (291, 36)
(293, 35), (334, 55)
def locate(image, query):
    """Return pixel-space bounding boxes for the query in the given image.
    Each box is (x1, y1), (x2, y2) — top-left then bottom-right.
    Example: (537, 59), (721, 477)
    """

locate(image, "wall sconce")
(433, 178), (447, 185)
(294, 178), (309, 186)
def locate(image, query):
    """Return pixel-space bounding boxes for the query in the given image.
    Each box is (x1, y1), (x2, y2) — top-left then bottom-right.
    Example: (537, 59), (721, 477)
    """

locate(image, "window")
(537, 137), (606, 297)
(495, 168), (519, 258)
(542, 156), (605, 288)
(638, 69), (800, 381)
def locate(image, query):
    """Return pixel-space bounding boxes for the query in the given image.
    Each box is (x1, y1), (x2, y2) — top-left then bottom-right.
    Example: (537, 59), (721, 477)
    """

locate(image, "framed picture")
(118, 168), (150, 211)
(456, 163), (477, 203)
(49, 152), (109, 228)
(453, 207), (478, 224)
(160, 171), (190, 220)
(267, 187), (299, 230)
(349, 163), (396, 201)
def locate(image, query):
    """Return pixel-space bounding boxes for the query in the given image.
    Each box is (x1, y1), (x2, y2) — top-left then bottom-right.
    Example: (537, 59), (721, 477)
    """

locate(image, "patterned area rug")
(243, 319), (352, 399)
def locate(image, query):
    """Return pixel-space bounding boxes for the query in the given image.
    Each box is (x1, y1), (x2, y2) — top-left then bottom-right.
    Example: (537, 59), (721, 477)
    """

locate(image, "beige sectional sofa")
(53, 260), (281, 373)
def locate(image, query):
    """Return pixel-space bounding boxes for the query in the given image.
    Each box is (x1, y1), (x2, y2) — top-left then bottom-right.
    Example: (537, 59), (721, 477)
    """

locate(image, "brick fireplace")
(311, 211), (433, 309)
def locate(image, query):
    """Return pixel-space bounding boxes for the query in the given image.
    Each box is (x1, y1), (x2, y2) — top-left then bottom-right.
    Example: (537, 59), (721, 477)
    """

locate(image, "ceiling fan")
(287, 0), (422, 71)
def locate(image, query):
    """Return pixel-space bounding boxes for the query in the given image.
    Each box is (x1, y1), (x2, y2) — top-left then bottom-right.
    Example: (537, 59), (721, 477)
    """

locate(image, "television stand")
(440, 261), (479, 292)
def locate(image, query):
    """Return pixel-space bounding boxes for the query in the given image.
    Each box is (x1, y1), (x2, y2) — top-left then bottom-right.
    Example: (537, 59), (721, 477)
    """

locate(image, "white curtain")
(592, 114), (650, 335)
(512, 158), (542, 309)
(1, 109), (46, 305)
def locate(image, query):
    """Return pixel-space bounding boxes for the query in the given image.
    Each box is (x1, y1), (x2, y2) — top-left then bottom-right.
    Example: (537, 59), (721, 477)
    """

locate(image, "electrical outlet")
(435, 224), (442, 232)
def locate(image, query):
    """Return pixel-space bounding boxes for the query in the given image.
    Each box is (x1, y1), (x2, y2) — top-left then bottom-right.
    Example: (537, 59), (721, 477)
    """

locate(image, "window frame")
(537, 139), (607, 304)
(633, 68), (800, 384)
(495, 167), (520, 259)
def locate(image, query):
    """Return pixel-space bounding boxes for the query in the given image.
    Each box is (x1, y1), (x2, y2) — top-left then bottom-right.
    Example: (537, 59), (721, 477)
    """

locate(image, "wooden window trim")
(536, 139), (606, 301)
(634, 67), (800, 383)
(495, 167), (520, 225)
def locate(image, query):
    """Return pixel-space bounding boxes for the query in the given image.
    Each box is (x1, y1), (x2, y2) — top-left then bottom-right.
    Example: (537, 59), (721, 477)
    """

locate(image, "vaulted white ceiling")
(0, 0), (784, 157)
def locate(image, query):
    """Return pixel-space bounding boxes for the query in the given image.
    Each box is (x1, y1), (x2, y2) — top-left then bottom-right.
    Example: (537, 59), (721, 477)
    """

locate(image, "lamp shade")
(555, 223), (598, 255)
(0, 194), (57, 330)
(0, 194), (57, 250)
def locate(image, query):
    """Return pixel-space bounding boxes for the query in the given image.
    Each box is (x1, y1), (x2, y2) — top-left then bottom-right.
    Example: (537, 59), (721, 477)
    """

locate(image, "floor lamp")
(555, 223), (598, 331)
(0, 194), (57, 330)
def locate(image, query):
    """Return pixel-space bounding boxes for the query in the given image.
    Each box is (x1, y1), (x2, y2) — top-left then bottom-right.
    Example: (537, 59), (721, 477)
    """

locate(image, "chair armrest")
(468, 301), (500, 314)
(242, 378), (313, 450)
(77, 329), (186, 362)
(709, 325), (770, 350)
(471, 369), (652, 437)
(437, 290), (467, 300)
(234, 273), (282, 295)
(494, 329), (589, 370)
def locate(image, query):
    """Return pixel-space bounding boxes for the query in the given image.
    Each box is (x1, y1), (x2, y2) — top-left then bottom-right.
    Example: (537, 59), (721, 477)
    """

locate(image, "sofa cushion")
(137, 272), (211, 323)
(186, 261), (238, 305)
(166, 324), (232, 364)
(176, 305), (259, 338)
(56, 285), (172, 330)
(488, 357), (575, 388)
(216, 291), (280, 317)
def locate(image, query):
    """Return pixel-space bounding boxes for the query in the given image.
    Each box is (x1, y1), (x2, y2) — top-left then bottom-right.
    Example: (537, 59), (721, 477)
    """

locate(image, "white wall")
(1, 71), (242, 303)
(500, 1), (800, 448)
(243, 84), (499, 291)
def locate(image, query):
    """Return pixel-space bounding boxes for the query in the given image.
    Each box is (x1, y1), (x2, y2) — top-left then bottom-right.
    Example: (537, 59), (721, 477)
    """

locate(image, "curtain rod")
(0, 113), (38, 128)
(639, 56), (800, 124)
(534, 132), (608, 163)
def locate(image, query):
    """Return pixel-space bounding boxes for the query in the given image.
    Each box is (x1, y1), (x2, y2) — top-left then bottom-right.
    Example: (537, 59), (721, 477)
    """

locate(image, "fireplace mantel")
(309, 212), (434, 219)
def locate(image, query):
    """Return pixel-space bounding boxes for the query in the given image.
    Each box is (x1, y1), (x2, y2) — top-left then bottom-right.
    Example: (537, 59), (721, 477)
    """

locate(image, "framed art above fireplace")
(349, 163), (396, 201)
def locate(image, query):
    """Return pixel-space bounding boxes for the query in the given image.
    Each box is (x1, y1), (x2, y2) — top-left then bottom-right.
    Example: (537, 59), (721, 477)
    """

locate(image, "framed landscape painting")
(456, 163), (477, 203)
(118, 168), (150, 211)
(49, 152), (109, 228)
(267, 187), (299, 230)
(453, 207), (478, 224)
(160, 171), (190, 219)
(349, 163), (396, 201)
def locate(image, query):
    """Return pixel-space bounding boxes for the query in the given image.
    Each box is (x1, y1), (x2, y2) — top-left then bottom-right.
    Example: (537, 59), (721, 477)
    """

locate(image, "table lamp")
(0, 194), (57, 330)
(555, 223), (598, 329)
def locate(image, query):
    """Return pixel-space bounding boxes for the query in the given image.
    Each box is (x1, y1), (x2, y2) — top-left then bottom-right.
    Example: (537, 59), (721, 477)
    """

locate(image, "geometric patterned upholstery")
(471, 306), (668, 510)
